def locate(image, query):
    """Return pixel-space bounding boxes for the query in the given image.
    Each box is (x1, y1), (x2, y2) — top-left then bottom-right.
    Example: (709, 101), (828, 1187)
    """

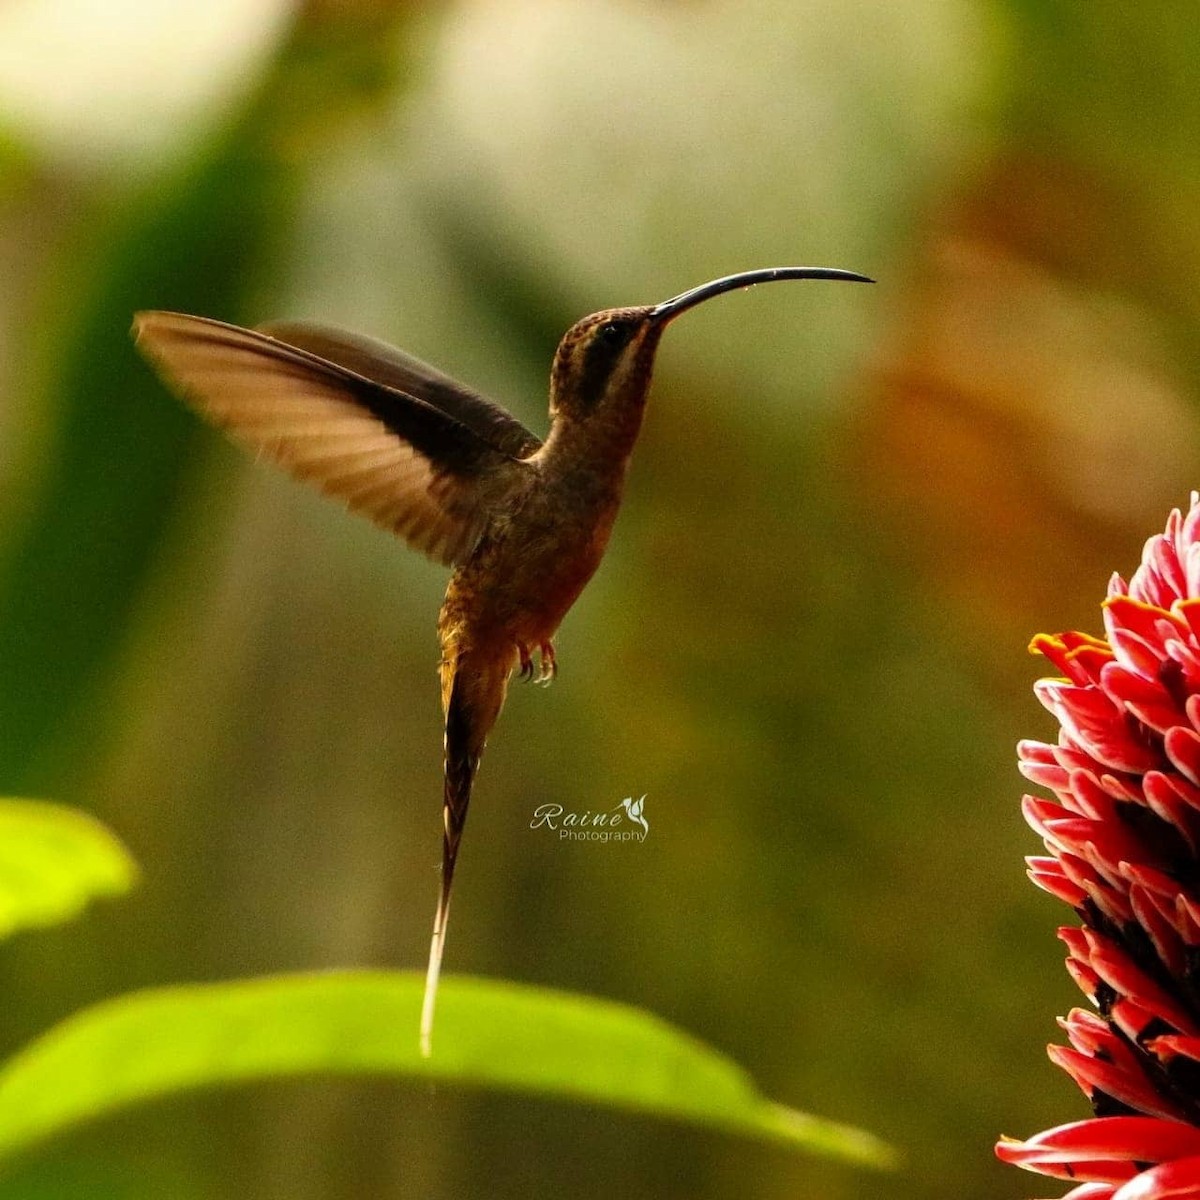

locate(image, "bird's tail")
(420, 649), (511, 1057)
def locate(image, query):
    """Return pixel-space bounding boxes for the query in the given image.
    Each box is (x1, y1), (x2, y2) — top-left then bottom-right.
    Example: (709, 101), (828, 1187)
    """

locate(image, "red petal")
(1145, 771), (1200, 816)
(1176, 600), (1200, 644)
(1028, 857), (1089, 907)
(1121, 862), (1183, 898)
(1130, 533), (1187, 609)
(1111, 997), (1160, 1044)
(1181, 499), (1200, 555)
(1084, 930), (1200, 1035)
(1034, 632), (1116, 685)
(1166, 727), (1200, 787)
(1130, 885), (1187, 975)
(1179, 895), (1200, 944)
(1112, 1154), (1200, 1199)
(1061, 1007), (1111, 1040)
(1037, 681), (1161, 774)
(1070, 770), (1123, 822)
(1061, 927), (1091, 956)
(1141, 775), (1200, 852)
(1066, 956), (1103, 1001)
(1104, 596), (1186, 652)
(1146, 1035), (1200, 1065)
(1102, 662), (1184, 736)
(1104, 625), (1167, 682)
(1048, 1045), (1184, 1120)
(1059, 849), (1103, 893)
(996, 1117), (1200, 1170)
(1025, 801), (1146, 883)
(1023, 758), (1074, 794)
(1083, 877), (1136, 925)
(1164, 639), (1200, 693)
(1100, 771), (1147, 804)
(1025, 794), (1075, 836)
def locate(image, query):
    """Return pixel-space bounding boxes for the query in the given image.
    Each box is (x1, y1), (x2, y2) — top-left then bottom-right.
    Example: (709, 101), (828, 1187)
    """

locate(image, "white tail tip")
(419, 924), (446, 1058)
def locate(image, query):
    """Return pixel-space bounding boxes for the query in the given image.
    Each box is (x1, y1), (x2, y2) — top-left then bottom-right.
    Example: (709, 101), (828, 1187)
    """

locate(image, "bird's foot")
(537, 642), (557, 686)
(518, 643), (535, 681)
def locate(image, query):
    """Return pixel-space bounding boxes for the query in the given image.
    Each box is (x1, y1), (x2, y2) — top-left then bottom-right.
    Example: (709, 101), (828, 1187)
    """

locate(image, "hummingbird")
(131, 265), (871, 1054)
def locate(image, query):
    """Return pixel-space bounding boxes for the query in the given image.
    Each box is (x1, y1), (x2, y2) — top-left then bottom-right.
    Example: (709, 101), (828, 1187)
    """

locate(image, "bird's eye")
(598, 321), (625, 345)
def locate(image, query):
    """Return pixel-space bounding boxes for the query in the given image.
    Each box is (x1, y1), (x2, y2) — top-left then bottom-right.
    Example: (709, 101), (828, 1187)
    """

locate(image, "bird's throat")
(538, 388), (648, 485)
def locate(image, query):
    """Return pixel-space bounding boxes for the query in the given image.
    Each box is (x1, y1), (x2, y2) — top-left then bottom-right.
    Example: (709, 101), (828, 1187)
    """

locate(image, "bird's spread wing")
(256, 320), (544, 460)
(132, 311), (536, 566)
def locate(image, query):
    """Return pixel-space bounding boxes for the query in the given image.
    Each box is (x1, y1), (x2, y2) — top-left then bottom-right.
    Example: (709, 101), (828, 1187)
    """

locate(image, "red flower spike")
(999, 498), (1200, 1199)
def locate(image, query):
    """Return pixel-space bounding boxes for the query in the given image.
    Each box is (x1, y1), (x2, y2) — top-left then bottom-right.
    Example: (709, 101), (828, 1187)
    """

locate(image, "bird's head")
(547, 267), (872, 426)
(548, 305), (661, 424)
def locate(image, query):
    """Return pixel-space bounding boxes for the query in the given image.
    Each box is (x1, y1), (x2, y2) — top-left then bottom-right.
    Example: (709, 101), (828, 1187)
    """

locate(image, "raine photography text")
(530, 797), (650, 842)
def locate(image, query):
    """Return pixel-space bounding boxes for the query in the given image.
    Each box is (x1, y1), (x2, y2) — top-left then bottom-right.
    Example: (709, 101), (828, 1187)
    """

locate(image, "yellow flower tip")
(1028, 633), (1062, 657)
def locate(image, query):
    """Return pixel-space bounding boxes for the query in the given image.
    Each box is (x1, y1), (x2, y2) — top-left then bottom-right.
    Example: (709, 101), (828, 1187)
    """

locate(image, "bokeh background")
(0, 2), (1196, 1197)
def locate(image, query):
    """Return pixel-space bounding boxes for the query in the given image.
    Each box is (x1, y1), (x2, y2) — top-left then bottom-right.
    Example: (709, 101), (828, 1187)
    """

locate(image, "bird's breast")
(440, 462), (627, 655)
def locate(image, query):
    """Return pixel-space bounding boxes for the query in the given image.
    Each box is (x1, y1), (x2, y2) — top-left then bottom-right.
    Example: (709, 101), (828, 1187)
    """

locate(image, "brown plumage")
(131, 266), (871, 1055)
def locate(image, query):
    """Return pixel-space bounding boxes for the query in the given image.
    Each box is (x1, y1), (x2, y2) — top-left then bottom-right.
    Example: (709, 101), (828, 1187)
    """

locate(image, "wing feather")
(132, 311), (534, 566)
(256, 320), (543, 459)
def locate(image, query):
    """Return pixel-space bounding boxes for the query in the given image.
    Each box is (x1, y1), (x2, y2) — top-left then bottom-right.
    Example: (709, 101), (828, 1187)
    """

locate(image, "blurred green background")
(1, 1), (1197, 1197)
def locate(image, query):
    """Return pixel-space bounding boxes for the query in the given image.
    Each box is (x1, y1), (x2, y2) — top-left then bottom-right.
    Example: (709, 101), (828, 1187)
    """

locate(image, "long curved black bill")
(650, 266), (873, 323)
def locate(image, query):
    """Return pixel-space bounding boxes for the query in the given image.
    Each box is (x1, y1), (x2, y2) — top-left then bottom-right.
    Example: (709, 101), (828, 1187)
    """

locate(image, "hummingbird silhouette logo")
(619, 795), (649, 836)
(132, 265), (871, 1055)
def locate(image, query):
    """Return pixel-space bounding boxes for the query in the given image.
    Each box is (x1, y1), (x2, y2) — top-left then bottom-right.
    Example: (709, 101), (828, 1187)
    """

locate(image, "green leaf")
(0, 972), (892, 1168)
(0, 798), (137, 939)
